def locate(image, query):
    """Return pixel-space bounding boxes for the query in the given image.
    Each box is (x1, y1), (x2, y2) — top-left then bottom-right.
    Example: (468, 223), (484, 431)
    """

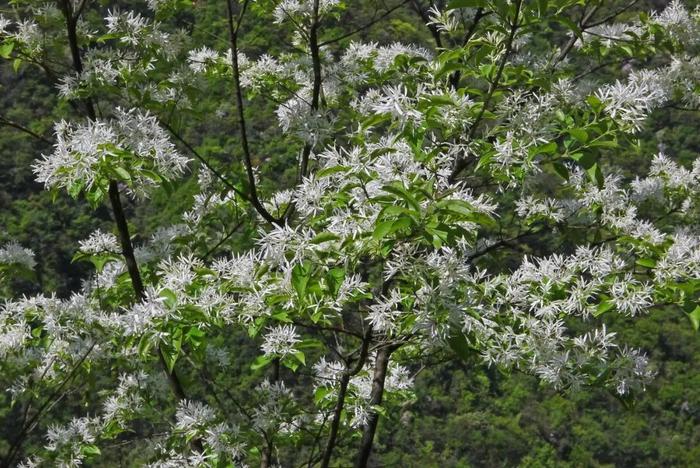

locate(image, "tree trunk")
(355, 345), (393, 468)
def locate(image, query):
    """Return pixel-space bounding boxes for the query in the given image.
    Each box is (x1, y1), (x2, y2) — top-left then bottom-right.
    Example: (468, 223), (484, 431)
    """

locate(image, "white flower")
(515, 196), (564, 222)
(367, 289), (403, 332)
(187, 47), (220, 73)
(104, 9), (150, 46)
(79, 230), (120, 255)
(594, 70), (669, 131)
(175, 400), (216, 434)
(261, 324), (301, 358)
(371, 85), (423, 127)
(374, 43), (432, 73)
(609, 275), (653, 316)
(426, 6), (460, 33)
(33, 109), (190, 197)
(273, 0), (341, 23)
(159, 254), (202, 291)
(611, 347), (655, 395)
(0, 15), (12, 35)
(0, 242), (36, 269)
(313, 357), (345, 386)
(11, 19), (42, 53)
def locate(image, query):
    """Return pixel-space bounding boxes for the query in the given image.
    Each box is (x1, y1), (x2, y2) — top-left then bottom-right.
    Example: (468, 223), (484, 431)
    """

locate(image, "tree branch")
(355, 342), (398, 468)
(449, 0), (523, 182)
(226, 0), (281, 226)
(320, 326), (373, 468)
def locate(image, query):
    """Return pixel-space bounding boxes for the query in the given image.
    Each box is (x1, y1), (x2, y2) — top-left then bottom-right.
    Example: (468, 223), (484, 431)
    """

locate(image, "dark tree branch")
(295, 0), (323, 187)
(319, 0), (411, 46)
(160, 119), (250, 202)
(553, 3), (600, 66)
(1, 343), (96, 467)
(410, 0), (443, 49)
(355, 342), (398, 468)
(58, 1), (198, 447)
(320, 327), (373, 468)
(226, 0), (281, 226)
(450, 0), (523, 182)
(449, 8), (489, 89)
(0, 116), (52, 144)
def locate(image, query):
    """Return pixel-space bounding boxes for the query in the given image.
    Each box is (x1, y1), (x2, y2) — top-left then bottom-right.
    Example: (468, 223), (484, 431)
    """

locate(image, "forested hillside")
(1, 0), (699, 466)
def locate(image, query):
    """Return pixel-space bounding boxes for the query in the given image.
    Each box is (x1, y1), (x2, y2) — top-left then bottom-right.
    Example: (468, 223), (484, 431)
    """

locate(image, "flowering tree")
(0, 0), (699, 465)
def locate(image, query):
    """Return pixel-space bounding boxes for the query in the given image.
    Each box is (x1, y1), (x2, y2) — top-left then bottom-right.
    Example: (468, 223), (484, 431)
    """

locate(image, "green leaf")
(67, 180), (85, 199)
(568, 128), (589, 144)
(594, 300), (614, 317)
(447, 333), (472, 361)
(81, 444), (101, 457)
(294, 351), (306, 366)
(373, 220), (395, 241)
(537, 141), (558, 154)
(311, 232), (340, 244)
(588, 138), (619, 149)
(391, 216), (413, 233)
(636, 258), (657, 268)
(160, 288), (178, 309)
(292, 262), (311, 299)
(552, 162), (569, 180)
(586, 95), (603, 111)
(251, 354), (272, 370)
(569, 152), (594, 168)
(138, 334), (153, 359)
(382, 184), (422, 213)
(327, 267), (346, 297)
(283, 357), (300, 371)
(587, 162), (604, 188)
(0, 42), (14, 59)
(185, 327), (206, 348)
(160, 344), (180, 373)
(438, 199), (473, 217)
(113, 166), (131, 182)
(314, 386), (331, 404)
(687, 306), (700, 332)
(316, 165), (349, 178)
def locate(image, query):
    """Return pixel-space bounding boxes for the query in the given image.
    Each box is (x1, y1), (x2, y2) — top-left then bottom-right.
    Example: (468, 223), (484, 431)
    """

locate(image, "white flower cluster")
(655, 229), (700, 282)
(0, 242), (36, 270)
(252, 379), (296, 432)
(580, 1), (699, 49)
(33, 108), (190, 197)
(78, 229), (120, 255)
(1, 18), (43, 54)
(459, 246), (656, 394)
(594, 69), (670, 132)
(427, 5), (461, 34)
(45, 417), (100, 464)
(104, 9), (151, 46)
(565, 170), (666, 245)
(273, 0), (341, 23)
(313, 355), (413, 428)
(367, 290), (404, 333)
(187, 46), (220, 73)
(115, 287), (172, 336)
(101, 372), (146, 428)
(515, 196), (565, 223)
(651, 0), (700, 44)
(0, 311), (29, 359)
(260, 324), (301, 358)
